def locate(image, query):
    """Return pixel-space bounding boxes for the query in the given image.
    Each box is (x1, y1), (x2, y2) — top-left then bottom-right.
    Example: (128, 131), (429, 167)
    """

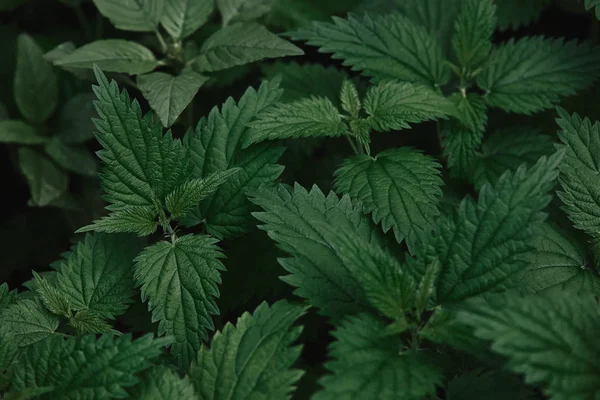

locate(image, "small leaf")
(137, 70), (208, 127)
(67, 309), (114, 334)
(44, 138), (97, 177)
(55, 40), (160, 75)
(77, 206), (159, 236)
(32, 271), (71, 318)
(18, 148), (68, 207)
(340, 79), (361, 118)
(193, 22), (303, 72)
(92, 0), (165, 32)
(14, 34), (58, 123)
(161, 0), (214, 39)
(363, 80), (455, 131)
(244, 96), (346, 147)
(217, 0), (272, 27)
(0, 120), (46, 145)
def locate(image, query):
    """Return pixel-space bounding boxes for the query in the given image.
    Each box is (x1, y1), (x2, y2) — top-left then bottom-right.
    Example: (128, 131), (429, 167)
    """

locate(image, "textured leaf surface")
(18, 148), (68, 207)
(0, 328), (17, 391)
(0, 300), (59, 347)
(432, 152), (563, 303)
(14, 34), (58, 123)
(521, 223), (600, 296)
(134, 366), (196, 400)
(190, 301), (305, 400)
(473, 127), (555, 189)
(334, 147), (443, 254)
(77, 206), (158, 236)
(0, 120), (45, 144)
(44, 138), (97, 177)
(477, 37), (600, 114)
(194, 22), (302, 72)
(217, 0), (272, 27)
(11, 334), (166, 398)
(290, 12), (449, 86)
(458, 294), (600, 400)
(556, 109), (600, 243)
(452, 0), (495, 71)
(315, 314), (442, 400)
(245, 96), (346, 146)
(138, 70), (208, 127)
(183, 79), (285, 237)
(92, 66), (192, 210)
(161, 0), (213, 39)
(55, 40), (159, 74)
(364, 80), (454, 131)
(54, 233), (144, 319)
(93, 0), (164, 31)
(249, 183), (383, 320)
(134, 234), (225, 367)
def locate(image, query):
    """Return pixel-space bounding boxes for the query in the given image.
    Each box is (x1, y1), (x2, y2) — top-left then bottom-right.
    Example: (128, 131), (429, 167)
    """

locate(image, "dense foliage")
(2, 0), (600, 399)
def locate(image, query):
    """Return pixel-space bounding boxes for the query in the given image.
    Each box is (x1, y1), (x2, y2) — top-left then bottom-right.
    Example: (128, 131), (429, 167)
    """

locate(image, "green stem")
(345, 135), (360, 156)
(155, 29), (168, 54)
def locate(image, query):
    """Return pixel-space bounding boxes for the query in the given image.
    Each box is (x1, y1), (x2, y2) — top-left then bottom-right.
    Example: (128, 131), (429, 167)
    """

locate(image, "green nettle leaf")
(165, 168), (240, 219)
(323, 227), (416, 320)
(67, 309), (115, 335)
(56, 93), (98, 144)
(190, 301), (306, 400)
(340, 79), (361, 118)
(134, 234), (225, 367)
(446, 369), (537, 400)
(450, 93), (488, 134)
(161, 0), (214, 39)
(32, 271), (71, 318)
(262, 62), (349, 106)
(44, 137), (97, 177)
(431, 152), (563, 304)
(477, 37), (600, 114)
(249, 183), (384, 320)
(0, 329), (17, 391)
(363, 80), (455, 132)
(556, 109), (600, 244)
(138, 70), (209, 127)
(92, 0), (165, 32)
(495, 0), (551, 30)
(134, 366), (196, 400)
(0, 120), (46, 144)
(183, 78), (285, 237)
(289, 12), (450, 86)
(91, 66), (192, 210)
(55, 40), (160, 75)
(18, 148), (68, 207)
(396, 0), (461, 55)
(0, 299), (59, 347)
(10, 334), (167, 398)
(458, 293), (600, 400)
(334, 147), (443, 254)
(473, 127), (556, 189)
(0, 283), (17, 311)
(521, 222), (600, 296)
(54, 233), (144, 319)
(217, 0), (272, 27)
(314, 314), (442, 400)
(452, 0), (496, 72)
(244, 96), (346, 146)
(193, 22), (303, 72)
(14, 34), (58, 123)
(78, 206), (159, 236)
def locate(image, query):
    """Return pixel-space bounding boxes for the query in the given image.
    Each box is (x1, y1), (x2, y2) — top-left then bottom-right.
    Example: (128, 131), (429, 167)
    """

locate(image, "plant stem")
(346, 135), (360, 156)
(155, 29), (168, 54)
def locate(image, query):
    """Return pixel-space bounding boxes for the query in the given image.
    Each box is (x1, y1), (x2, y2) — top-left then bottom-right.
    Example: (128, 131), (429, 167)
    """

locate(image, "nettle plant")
(3, 0), (600, 399)
(51, 0), (303, 128)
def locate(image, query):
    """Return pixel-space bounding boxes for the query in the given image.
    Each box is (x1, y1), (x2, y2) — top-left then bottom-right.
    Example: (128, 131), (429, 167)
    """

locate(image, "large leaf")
(314, 314), (442, 399)
(10, 334), (166, 398)
(137, 70), (208, 127)
(289, 12), (450, 86)
(53, 233), (144, 319)
(458, 293), (600, 400)
(93, 0), (164, 32)
(161, 0), (213, 39)
(477, 37), (600, 114)
(14, 34), (58, 123)
(190, 301), (305, 400)
(249, 183), (384, 320)
(334, 147), (443, 254)
(183, 78), (285, 237)
(193, 22), (303, 72)
(18, 148), (68, 207)
(55, 40), (160, 75)
(134, 234), (225, 367)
